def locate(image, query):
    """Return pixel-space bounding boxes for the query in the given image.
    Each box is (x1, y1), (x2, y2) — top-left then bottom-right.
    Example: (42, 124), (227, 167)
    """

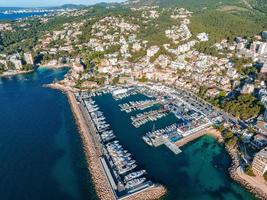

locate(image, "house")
(24, 53), (34, 65)
(251, 134), (267, 149)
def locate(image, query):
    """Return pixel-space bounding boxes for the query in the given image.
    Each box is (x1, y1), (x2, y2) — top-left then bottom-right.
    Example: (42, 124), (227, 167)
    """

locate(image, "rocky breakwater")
(227, 146), (267, 200)
(67, 91), (115, 200)
(125, 185), (166, 200)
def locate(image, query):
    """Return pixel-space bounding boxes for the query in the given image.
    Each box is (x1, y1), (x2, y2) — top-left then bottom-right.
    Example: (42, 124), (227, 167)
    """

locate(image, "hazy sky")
(0, 0), (124, 7)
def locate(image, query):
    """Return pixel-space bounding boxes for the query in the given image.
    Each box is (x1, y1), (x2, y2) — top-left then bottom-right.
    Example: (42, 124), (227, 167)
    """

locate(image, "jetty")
(131, 108), (169, 128)
(74, 91), (166, 200)
(119, 100), (160, 113)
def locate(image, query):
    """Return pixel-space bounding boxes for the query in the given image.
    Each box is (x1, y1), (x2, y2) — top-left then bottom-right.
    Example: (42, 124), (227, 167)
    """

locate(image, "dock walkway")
(164, 140), (182, 154)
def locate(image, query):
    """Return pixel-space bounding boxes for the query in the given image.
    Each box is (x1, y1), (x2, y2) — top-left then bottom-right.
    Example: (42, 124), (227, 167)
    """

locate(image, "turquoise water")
(0, 68), (256, 200)
(0, 12), (48, 20)
(94, 93), (256, 200)
(0, 68), (97, 200)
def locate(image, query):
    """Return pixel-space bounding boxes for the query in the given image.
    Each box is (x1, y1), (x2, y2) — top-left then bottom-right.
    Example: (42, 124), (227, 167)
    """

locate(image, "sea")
(0, 11), (48, 21)
(0, 68), (257, 200)
(0, 68), (97, 200)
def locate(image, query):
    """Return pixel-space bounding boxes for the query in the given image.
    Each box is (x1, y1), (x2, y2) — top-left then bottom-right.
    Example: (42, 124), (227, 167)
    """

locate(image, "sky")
(0, 0), (124, 7)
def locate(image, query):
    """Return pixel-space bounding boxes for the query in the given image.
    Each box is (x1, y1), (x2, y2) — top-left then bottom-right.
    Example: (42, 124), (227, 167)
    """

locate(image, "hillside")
(250, 0), (267, 13)
(125, 0), (245, 10)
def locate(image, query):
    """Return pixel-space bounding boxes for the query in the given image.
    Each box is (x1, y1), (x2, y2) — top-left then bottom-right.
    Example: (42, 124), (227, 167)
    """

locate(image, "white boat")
(124, 170), (146, 182)
(125, 177), (146, 189)
(142, 136), (153, 146)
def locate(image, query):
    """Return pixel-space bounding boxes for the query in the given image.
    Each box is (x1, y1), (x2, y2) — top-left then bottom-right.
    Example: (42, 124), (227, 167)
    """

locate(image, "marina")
(98, 84), (219, 155)
(76, 92), (157, 199)
(131, 108), (169, 128)
(91, 87), (256, 200)
(119, 100), (160, 113)
(89, 84), (220, 156)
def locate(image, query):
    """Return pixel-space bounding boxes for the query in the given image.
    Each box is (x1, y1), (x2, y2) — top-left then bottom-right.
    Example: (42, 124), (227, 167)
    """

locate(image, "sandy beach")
(175, 127), (223, 147)
(47, 82), (267, 200)
(39, 64), (70, 69)
(0, 69), (34, 77)
(174, 127), (267, 199)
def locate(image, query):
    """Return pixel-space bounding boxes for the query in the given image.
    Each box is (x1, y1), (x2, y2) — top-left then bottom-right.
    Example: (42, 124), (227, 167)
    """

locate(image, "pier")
(119, 100), (160, 113)
(131, 108), (169, 128)
(164, 140), (182, 154)
(75, 91), (164, 200)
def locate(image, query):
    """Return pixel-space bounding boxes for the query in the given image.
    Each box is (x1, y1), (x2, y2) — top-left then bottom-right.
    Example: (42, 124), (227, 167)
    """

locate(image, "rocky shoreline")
(0, 69), (34, 77)
(47, 83), (167, 200)
(226, 146), (267, 200)
(46, 82), (266, 200)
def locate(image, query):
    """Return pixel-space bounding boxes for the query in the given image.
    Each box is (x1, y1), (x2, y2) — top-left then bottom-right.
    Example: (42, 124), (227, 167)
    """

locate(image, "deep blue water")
(0, 68), (97, 200)
(0, 12), (48, 20)
(93, 93), (257, 200)
(0, 68), (257, 200)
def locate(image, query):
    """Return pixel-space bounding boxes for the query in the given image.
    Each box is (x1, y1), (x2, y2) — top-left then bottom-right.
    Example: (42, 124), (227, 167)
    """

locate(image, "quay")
(74, 91), (166, 200)
(116, 84), (223, 155)
(67, 92), (115, 200)
(119, 100), (160, 113)
(131, 108), (169, 128)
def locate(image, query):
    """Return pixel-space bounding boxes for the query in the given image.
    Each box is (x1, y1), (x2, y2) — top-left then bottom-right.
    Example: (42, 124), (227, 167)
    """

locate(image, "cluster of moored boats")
(113, 91), (137, 100)
(119, 100), (158, 113)
(106, 141), (147, 189)
(131, 109), (169, 128)
(143, 123), (181, 146)
(84, 99), (116, 142)
(82, 95), (149, 191)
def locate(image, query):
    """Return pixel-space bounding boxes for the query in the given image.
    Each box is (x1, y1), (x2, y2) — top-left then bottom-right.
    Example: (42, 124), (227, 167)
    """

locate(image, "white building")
(197, 32), (209, 42)
(112, 88), (128, 96)
(147, 46), (160, 57)
(241, 84), (254, 94)
(24, 53), (34, 65)
(252, 147), (267, 175)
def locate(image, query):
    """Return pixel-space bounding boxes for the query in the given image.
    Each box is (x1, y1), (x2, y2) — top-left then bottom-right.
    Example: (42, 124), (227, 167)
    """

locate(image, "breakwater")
(93, 92), (256, 200)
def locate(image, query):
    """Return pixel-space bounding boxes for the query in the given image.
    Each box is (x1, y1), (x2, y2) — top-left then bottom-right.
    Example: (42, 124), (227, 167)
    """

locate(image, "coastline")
(39, 64), (70, 69)
(45, 82), (266, 200)
(47, 83), (167, 200)
(175, 127), (267, 199)
(226, 146), (267, 200)
(175, 127), (223, 148)
(0, 69), (34, 77)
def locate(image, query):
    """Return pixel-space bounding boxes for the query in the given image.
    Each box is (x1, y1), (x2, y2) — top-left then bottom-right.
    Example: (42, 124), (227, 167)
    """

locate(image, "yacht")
(125, 178), (146, 189)
(142, 135), (153, 146)
(124, 170), (146, 182)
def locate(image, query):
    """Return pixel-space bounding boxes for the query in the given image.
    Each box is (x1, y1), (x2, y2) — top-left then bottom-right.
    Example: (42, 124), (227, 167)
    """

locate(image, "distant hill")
(125, 0), (243, 10)
(0, 4), (86, 11)
(56, 4), (87, 9)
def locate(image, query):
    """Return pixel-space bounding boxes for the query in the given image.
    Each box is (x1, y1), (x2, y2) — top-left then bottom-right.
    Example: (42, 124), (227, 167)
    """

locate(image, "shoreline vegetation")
(227, 147), (267, 200)
(46, 83), (167, 200)
(46, 82), (267, 200)
(0, 64), (69, 78)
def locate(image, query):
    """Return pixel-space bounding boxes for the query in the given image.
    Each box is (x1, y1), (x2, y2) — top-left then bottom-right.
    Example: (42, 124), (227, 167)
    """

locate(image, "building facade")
(252, 147), (267, 175)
